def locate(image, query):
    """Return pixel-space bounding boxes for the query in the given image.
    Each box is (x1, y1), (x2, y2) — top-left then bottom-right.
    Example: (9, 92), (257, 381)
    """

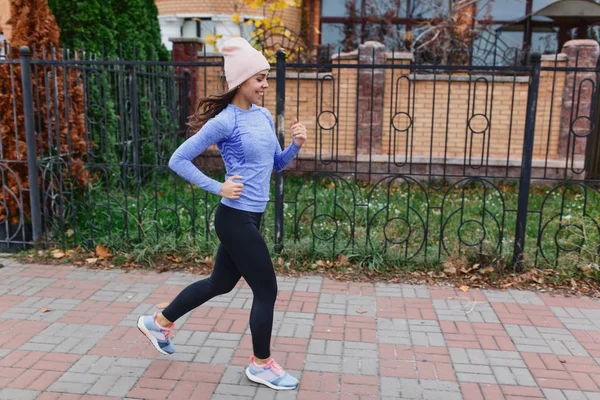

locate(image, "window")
(472, 25), (525, 65)
(368, 0), (406, 17)
(477, 0), (527, 21)
(410, 0), (445, 19)
(321, 23), (345, 50)
(182, 19), (200, 38)
(321, 0), (361, 17)
(180, 18), (218, 53)
(200, 19), (217, 52)
(532, 31), (558, 54)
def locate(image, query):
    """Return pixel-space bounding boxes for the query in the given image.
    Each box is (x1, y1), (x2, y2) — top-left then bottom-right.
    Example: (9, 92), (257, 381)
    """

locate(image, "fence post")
(513, 53), (542, 270)
(274, 49), (286, 253)
(129, 65), (140, 183)
(586, 58), (600, 180)
(20, 46), (43, 244)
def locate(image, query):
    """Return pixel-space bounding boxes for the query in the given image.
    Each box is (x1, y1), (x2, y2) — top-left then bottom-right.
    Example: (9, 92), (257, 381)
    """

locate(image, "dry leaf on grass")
(444, 265), (457, 275)
(96, 243), (112, 259)
(481, 266), (495, 275)
(51, 250), (65, 259)
(336, 254), (350, 266)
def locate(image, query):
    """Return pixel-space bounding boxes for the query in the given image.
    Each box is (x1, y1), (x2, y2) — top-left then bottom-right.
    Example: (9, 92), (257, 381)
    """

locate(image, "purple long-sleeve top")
(168, 104), (301, 213)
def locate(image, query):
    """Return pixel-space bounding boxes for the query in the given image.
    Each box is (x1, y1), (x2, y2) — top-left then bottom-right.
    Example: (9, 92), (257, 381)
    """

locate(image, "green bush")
(49, 0), (169, 60)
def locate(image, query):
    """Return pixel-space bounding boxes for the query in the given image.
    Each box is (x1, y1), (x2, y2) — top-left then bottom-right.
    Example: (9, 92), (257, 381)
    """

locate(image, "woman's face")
(238, 70), (269, 105)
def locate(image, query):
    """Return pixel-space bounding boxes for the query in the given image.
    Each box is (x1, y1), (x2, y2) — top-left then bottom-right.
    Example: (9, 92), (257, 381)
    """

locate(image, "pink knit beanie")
(221, 37), (270, 91)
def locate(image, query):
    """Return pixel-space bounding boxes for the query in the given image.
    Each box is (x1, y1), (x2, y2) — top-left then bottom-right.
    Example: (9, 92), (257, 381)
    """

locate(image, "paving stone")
(434, 299), (500, 323)
(375, 283), (430, 298)
(0, 276), (56, 297)
(377, 318), (445, 346)
(506, 324), (589, 356)
(21, 323), (111, 354)
(4, 259), (600, 400)
(0, 389), (40, 400)
(381, 377), (462, 400)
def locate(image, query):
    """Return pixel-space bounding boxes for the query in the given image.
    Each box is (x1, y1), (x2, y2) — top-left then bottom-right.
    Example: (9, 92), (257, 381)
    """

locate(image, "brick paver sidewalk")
(1, 258), (600, 400)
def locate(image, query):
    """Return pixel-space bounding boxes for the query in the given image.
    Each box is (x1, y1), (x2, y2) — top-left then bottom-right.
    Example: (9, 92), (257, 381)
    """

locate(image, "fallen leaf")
(96, 243), (112, 259)
(51, 250), (65, 259)
(459, 285), (469, 292)
(444, 265), (457, 275)
(356, 308), (367, 314)
(40, 307), (51, 313)
(156, 302), (170, 309)
(277, 257), (284, 266)
(481, 266), (495, 275)
(471, 264), (480, 270)
(337, 253), (350, 266)
(559, 359), (567, 364)
(66, 229), (74, 237)
(85, 257), (98, 264)
(581, 264), (592, 274)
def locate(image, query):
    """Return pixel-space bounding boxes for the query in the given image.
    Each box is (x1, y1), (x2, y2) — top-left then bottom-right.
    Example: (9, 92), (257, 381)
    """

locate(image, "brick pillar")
(558, 40), (600, 158)
(170, 37), (205, 113)
(357, 41), (386, 155)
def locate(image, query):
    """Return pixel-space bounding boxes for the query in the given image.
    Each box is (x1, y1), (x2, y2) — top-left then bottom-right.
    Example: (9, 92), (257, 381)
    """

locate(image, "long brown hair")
(187, 78), (237, 132)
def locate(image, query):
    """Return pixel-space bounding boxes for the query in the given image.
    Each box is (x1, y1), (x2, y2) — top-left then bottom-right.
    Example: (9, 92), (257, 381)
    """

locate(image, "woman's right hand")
(220, 175), (243, 200)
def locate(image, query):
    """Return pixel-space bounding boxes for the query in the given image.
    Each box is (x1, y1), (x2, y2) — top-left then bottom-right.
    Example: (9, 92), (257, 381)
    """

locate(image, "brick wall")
(185, 47), (585, 169)
(156, 0), (302, 34)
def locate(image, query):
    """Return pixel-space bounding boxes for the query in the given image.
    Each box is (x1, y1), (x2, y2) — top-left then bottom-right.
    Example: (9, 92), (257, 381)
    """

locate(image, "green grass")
(44, 170), (600, 272)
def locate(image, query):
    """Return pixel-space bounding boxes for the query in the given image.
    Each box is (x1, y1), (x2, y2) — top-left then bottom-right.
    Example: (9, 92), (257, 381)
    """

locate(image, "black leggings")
(162, 203), (277, 359)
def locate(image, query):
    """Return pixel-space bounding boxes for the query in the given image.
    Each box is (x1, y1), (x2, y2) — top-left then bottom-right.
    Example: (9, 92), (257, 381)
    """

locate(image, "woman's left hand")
(291, 119), (307, 147)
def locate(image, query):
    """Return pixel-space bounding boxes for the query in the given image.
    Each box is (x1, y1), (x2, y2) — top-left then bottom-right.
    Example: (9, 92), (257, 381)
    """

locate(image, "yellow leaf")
(231, 13), (241, 25)
(96, 243), (112, 259)
(273, 0), (287, 10)
(245, 19), (254, 25)
(459, 285), (469, 292)
(205, 33), (222, 48)
(245, 0), (264, 10)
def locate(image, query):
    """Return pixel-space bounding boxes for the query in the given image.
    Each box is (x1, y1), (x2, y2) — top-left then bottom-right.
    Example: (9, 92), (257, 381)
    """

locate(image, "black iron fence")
(1, 44), (599, 270)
